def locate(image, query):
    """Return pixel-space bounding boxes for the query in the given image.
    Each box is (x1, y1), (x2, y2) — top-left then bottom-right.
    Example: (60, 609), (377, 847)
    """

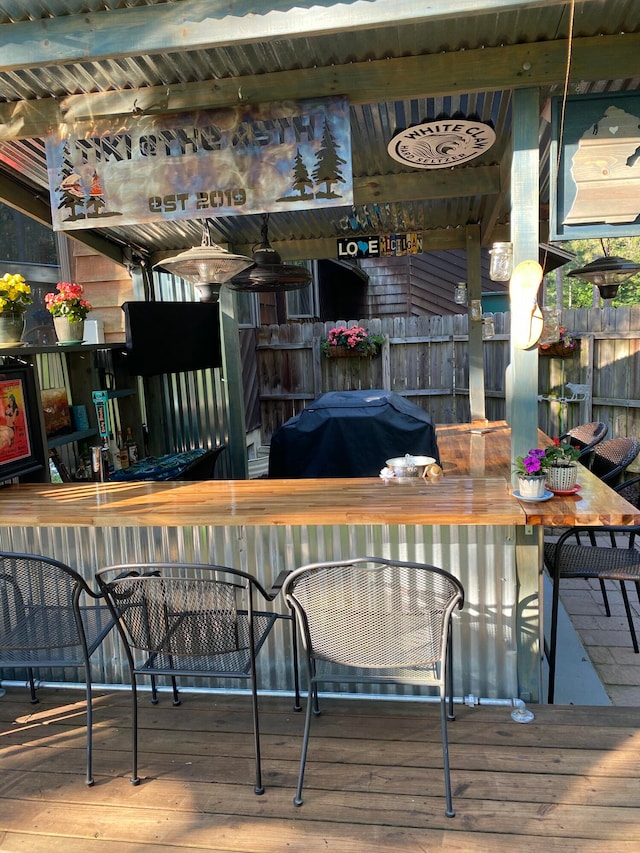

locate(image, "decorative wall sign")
(387, 118), (495, 169)
(0, 363), (45, 481)
(551, 92), (640, 240)
(337, 232), (423, 258)
(45, 97), (352, 231)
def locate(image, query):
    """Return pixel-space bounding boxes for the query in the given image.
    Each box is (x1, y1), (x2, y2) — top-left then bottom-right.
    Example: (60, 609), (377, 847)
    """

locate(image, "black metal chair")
(559, 421), (608, 460)
(282, 557), (464, 817)
(0, 551), (113, 785)
(587, 436), (640, 485)
(543, 476), (640, 704)
(95, 562), (298, 794)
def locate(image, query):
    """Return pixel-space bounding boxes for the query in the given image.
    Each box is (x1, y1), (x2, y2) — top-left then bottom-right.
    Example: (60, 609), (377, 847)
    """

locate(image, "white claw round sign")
(387, 118), (496, 169)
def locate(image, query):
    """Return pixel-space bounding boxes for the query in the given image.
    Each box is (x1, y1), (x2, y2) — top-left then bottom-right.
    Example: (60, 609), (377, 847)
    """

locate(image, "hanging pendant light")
(567, 252), (640, 301)
(227, 214), (312, 292)
(154, 220), (255, 302)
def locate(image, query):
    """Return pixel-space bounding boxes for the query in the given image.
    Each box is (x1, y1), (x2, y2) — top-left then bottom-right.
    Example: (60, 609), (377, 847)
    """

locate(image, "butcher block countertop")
(0, 422), (637, 528)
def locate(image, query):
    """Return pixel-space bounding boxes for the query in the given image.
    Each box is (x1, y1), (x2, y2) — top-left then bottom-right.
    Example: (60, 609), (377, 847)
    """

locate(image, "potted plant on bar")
(544, 438), (581, 492)
(514, 448), (549, 499)
(0, 272), (32, 347)
(45, 281), (92, 345)
(321, 325), (385, 358)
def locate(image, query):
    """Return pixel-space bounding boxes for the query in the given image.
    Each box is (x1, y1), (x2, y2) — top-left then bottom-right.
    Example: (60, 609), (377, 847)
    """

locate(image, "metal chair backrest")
(560, 421), (608, 457)
(284, 558), (464, 674)
(589, 437), (640, 484)
(0, 550), (109, 785)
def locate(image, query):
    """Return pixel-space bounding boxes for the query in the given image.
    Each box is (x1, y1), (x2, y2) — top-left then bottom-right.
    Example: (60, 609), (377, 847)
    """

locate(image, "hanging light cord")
(543, 0), (575, 279)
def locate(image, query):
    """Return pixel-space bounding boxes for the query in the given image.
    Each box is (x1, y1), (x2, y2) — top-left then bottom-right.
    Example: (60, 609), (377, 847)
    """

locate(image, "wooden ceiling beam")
(0, 0), (581, 72)
(0, 32), (638, 141)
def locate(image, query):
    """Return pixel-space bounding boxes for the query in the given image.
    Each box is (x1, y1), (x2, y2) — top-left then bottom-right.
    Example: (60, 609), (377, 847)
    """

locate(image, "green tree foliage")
(549, 237), (640, 307)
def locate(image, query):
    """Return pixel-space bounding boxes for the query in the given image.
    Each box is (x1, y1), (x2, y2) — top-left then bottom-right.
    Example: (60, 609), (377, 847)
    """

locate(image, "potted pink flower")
(45, 282), (92, 344)
(321, 325), (385, 358)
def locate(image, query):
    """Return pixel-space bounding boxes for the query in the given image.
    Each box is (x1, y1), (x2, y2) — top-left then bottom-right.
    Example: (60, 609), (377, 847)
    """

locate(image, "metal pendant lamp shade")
(154, 220), (255, 301)
(227, 214), (312, 293)
(567, 256), (640, 300)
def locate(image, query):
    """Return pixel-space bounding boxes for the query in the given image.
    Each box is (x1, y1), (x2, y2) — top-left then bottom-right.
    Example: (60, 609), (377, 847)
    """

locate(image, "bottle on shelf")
(109, 432), (122, 471)
(125, 426), (139, 464)
(116, 428), (129, 469)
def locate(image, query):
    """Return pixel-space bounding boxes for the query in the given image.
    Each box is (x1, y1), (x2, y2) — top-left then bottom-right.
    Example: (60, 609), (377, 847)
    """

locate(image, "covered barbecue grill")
(268, 390), (440, 478)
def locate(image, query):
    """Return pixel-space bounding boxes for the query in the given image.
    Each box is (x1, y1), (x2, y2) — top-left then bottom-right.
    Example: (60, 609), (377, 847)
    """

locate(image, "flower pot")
(0, 312), (25, 347)
(538, 340), (580, 357)
(325, 345), (370, 358)
(54, 317), (85, 344)
(546, 462), (578, 492)
(517, 474), (547, 499)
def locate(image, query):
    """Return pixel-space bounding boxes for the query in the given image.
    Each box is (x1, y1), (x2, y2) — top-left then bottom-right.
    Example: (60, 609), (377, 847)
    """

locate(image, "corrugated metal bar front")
(0, 523), (520, 700)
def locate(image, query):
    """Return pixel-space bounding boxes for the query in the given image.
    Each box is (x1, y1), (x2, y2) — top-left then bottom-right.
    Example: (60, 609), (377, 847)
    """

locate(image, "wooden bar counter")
(0, 423), (635, 528)
(1, 421), (637, 703)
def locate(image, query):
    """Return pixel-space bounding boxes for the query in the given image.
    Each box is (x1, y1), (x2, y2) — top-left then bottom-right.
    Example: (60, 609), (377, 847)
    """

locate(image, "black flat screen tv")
(122, 301), (222, 377)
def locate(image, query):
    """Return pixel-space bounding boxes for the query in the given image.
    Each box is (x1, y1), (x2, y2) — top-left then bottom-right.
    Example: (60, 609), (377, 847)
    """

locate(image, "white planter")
(546, 463), (578, 492)
(517, 474), (547, 499)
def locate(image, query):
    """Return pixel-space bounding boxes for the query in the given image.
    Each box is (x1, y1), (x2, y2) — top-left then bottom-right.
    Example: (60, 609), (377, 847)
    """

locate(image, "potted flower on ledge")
(321, 325), (385, 358)
(0, 272), (32, 347)
(45, 282), (92, 345)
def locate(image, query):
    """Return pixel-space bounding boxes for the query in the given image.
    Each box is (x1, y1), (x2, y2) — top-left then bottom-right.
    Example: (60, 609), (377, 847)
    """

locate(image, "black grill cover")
(268, 390), (440, 478)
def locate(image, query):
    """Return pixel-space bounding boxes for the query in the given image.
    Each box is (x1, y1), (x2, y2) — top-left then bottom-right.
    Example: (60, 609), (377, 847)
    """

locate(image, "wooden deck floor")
(1, 686), (640, 851)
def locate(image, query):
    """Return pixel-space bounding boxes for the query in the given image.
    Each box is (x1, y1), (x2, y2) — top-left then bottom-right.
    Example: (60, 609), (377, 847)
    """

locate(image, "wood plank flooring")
(1, 686), (640, 851)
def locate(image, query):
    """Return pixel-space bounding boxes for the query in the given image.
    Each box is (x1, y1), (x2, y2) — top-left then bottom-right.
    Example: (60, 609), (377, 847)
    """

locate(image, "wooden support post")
(466, 224), (486, 423)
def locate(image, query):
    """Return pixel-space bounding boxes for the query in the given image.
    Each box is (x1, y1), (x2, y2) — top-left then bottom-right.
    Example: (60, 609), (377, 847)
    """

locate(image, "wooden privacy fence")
(256, 309), (640, 454)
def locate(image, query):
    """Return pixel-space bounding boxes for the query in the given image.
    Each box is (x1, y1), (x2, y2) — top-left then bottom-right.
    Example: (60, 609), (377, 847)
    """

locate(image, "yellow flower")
(0, 272), (32, 313)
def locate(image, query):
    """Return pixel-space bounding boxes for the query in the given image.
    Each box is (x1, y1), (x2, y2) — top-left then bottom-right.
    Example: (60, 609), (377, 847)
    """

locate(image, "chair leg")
(619, 582), (639, 653)
(439, 687), (455, 818)
(250, 677), (264, 795)
(294, 673), (315, 806)
(150, 674), (158, 705)
(290, 616), (302, 712)
(130, 675), (140, 785)
(547, 568), (561, 704)
(170, 676), (180, 706)
(27, 667), (38, 704)
(599, 578), (612, 617)
(446, 629), (455, 721)
(85, 676), (94, 786)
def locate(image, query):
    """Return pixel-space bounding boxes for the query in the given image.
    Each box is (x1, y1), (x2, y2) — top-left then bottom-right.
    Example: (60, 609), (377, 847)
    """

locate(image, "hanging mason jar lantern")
(489, 242), (513, 281)
(454, 283), (468, 305)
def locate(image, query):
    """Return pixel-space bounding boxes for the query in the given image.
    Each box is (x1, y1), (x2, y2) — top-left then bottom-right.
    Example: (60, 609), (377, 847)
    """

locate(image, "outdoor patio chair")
(543, 475), (640, 704)
(282, 556), (464, 817)
(95, 561), (299, 794)
(588, 436), (640, 485)
(0, 550), (113, 786)
(559, 421), (608, 460)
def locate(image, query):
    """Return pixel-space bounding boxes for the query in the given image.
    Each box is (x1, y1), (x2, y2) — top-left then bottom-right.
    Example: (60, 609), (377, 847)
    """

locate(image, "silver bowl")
(385, 454), (436, 478)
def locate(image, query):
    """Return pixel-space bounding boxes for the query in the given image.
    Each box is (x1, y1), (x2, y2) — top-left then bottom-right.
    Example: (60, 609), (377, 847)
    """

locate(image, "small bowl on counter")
(385, 454), (436, 478)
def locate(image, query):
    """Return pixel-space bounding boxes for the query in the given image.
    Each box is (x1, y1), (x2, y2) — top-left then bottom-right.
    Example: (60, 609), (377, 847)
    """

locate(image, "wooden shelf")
(47, 428), (98, 450)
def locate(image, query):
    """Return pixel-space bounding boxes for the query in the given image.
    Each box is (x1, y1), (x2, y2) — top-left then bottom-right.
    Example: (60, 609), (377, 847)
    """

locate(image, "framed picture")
(0, 362), (46, 482)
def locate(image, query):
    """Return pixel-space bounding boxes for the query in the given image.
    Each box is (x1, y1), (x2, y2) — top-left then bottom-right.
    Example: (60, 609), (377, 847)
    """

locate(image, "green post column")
(219, 285), (248, 479)
(510, 87), (542, 703)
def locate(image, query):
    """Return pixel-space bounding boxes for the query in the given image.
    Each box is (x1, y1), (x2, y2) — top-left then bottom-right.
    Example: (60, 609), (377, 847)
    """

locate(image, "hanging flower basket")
(538, 327), (580, 357)
(538, 340), (580, 357)
(321, 325), (385, 359)
(325, 345), (372, 358)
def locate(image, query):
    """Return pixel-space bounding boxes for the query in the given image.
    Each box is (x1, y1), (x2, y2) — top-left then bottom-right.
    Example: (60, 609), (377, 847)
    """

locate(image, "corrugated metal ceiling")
(0, 1), (638, 262)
